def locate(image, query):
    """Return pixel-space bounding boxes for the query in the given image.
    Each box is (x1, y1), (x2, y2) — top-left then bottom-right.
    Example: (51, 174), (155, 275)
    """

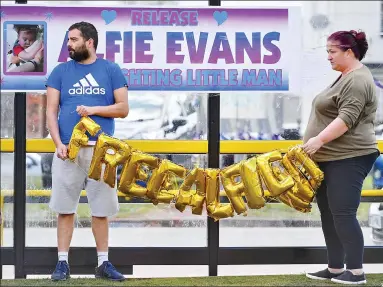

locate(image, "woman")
(303, 30), (380, 285)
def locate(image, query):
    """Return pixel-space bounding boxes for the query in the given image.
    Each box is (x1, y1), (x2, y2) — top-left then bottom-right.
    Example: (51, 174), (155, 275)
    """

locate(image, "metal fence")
(1, 0), (383, 280)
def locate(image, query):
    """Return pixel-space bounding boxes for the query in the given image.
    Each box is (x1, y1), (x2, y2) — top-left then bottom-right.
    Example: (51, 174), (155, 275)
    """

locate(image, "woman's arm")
(302, 117), (348, 155)
(18, 39), (43, 61)
(317, 117), (349, 144)
(7, 48), (43, 72)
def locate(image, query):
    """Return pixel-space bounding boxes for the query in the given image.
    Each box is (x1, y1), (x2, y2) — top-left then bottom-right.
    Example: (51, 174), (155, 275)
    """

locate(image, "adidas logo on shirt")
(69, 73), (106, 95)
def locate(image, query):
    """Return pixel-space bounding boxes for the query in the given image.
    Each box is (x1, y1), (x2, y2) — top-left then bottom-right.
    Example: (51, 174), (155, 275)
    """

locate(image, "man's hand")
(76, 105), (96, 117)
(56, 143), (68, 160)
(302, 136), (324, 156)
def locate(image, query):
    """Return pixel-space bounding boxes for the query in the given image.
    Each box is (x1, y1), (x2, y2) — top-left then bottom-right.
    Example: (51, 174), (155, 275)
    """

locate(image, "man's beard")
(68, 45), (90, 62)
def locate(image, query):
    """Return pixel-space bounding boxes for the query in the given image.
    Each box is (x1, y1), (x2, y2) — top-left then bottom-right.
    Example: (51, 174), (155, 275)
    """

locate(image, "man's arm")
(76, 86), (129, 118)
(46, 87), (63, 147)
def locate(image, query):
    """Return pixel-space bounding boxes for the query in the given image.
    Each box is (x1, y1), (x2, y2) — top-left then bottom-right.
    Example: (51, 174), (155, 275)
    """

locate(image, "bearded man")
(46, 21), (129, 282)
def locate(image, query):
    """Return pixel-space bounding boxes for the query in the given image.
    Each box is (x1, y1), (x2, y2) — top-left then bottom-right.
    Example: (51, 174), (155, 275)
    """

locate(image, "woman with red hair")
(303, 30), (380, 285)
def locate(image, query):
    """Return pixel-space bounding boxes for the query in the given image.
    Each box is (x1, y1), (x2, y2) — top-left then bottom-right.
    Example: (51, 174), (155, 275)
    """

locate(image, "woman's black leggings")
(316, 151), (380, 270)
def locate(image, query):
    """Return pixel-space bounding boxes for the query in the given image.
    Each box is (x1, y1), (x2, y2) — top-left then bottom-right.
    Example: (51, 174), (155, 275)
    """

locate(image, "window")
(0, 92), (14, 138)
(381, 1), (383, 35)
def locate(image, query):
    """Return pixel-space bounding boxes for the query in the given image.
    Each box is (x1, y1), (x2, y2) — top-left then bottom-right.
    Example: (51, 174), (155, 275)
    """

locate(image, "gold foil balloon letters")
(205, 169), (235, 221)
(256, 151), (295, 197)
(147, 159), (186, 204)
(88, 133), (132, 188)
(68, 117), (101, 161)
(285, 146), (324, 190)
(175, 168), (206, 215)
(118, 151), (160, 198)
(220, 162), (247, 215)
(274, 146), (324, 212)
(240, 157), (265, 209)
(67, 117), (325, 221)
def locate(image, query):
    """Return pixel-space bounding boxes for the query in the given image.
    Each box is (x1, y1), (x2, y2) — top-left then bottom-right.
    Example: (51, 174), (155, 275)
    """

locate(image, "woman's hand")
(302, 136), (324, 155)
(11, 55), (21, 64)
(34, 47), (44, 64)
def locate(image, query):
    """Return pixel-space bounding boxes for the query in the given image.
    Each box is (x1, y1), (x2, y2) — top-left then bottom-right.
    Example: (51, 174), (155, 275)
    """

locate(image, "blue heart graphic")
(213, 11), (228, 26)
(101, 10), (117, 25)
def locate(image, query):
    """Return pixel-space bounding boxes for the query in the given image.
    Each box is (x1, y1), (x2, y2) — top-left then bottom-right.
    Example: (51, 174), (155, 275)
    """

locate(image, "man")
(46, 21), (129, 281)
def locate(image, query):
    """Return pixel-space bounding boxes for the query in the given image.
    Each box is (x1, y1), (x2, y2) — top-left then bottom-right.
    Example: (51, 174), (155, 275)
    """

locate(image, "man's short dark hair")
(68, 21), (98, 50)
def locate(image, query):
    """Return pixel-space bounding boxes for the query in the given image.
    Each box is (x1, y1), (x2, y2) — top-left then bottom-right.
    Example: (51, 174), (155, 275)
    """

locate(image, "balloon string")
(65, 158), (89, 176)
(287, 144), (309, 175)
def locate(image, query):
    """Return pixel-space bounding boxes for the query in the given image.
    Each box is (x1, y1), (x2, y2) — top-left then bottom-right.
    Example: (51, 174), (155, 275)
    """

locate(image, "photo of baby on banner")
(4, 22), (46, 74)
(68, 116), (325, 221)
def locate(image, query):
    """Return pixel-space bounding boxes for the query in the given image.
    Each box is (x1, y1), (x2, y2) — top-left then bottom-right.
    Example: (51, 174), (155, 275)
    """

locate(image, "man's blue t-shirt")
(46, 58), (127, 145)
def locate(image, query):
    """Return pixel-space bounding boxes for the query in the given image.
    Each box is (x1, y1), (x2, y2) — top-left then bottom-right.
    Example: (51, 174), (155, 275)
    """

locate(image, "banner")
(1, 4), (301, 92)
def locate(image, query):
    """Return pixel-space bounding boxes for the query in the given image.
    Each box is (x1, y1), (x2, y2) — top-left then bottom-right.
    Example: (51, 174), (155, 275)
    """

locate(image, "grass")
(1, 199), (373, 225)
(1, 274), (383, 286)
(2, 201), (373, 223)
(363, 175), (374, 190)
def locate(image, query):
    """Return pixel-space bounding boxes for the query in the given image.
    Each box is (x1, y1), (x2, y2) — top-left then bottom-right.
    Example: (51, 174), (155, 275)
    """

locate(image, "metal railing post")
(207, 0), (221, 277)
(13, 0), (28, 273)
